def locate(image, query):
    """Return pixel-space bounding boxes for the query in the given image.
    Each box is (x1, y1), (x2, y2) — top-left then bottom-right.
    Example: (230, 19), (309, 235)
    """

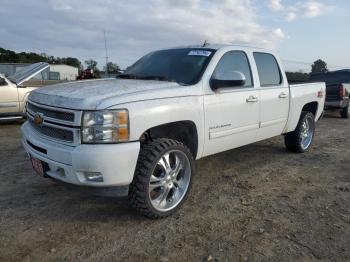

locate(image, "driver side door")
(203, 50), (260, 156)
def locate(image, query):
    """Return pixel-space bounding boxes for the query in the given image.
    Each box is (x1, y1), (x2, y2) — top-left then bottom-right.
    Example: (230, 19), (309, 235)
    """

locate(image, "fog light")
(84, 172), (104, 182)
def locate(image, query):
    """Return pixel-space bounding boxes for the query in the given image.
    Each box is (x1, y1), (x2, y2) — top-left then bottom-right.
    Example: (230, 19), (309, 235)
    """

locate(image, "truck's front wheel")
(129, 138), (194, 218)
(284, 111), (315, 153)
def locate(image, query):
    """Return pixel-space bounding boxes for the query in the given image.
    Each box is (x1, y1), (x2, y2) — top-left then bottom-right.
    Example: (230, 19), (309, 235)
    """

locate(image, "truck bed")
(284, 82), (326, 133)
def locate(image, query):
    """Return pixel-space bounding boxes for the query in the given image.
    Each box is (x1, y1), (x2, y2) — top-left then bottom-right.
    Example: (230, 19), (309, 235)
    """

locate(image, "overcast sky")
(0, 0), (349, 71)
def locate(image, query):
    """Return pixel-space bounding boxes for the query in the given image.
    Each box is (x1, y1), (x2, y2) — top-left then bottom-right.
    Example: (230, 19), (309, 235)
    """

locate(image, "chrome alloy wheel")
(300, 115), (314, 150)
(148, 150), (191, 212)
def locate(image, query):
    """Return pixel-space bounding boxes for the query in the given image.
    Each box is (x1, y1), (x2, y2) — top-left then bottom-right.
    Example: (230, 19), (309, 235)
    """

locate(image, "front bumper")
(21, 121), (140, 187)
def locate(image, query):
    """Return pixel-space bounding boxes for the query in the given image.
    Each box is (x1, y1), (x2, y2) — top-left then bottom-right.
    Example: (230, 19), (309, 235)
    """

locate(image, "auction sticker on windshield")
(188, 50), (212, 56)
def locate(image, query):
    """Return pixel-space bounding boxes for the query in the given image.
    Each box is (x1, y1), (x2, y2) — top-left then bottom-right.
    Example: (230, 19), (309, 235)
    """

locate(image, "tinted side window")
(213, 51), (253, 87)
(254, 52), (282, 86)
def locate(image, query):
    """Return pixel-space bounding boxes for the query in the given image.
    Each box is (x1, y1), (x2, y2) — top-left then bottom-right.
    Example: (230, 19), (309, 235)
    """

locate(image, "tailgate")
(325, 83), (341, 101)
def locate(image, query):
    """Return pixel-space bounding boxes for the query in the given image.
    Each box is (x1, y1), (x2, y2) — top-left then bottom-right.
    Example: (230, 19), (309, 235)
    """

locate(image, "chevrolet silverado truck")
(21, 45), (326, 218)
(309, 70), (350, 118)
(0, 62), (49, 121)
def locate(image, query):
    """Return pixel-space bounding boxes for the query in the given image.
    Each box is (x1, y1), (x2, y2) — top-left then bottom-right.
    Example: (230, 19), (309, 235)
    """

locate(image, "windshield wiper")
(116, 73), (140, 79)
(118, 74), (175, 82)
(137, 75), (174, 81)
(138, 76), (189, 85)
(116, 74), (187, 85)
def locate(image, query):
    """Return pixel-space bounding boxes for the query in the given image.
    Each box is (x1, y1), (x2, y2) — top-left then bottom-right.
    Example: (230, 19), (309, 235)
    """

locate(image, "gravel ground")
(0, 113), (349, 262)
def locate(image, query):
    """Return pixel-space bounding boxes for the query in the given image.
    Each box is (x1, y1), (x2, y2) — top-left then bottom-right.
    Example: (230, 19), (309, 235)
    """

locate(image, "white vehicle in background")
(21, 45), (325, 218)
(0, 62), (49, 120)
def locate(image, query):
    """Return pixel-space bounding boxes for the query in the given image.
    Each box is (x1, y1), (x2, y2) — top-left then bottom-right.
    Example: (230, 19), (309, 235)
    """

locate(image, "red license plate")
(31, 157), (44, 176)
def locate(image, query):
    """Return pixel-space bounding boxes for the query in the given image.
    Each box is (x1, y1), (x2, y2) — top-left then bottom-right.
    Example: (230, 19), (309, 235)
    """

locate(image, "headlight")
(81, 110), (129, 143)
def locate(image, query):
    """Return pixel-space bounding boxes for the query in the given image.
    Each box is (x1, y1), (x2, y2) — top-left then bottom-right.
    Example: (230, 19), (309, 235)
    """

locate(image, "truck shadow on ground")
(2, 114), (349, 261)
(4, 115), (333, 224)
(322, 111), (344, 119)
(12, 138), (290, 224)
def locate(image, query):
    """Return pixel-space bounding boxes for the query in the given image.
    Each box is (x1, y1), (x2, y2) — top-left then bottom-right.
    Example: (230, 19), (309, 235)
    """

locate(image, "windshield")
(119, 48), (215, 85)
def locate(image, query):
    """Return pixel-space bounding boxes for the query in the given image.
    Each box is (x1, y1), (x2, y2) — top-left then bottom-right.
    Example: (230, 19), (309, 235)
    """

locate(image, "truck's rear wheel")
(128, 138), (194, 218)
(340, 103), (349, 119)
(284, 111), (315, 153)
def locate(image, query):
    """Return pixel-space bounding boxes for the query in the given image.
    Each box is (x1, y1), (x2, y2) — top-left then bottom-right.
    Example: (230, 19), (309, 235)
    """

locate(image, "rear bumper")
(325, 98), (349, 109)
(21, 121), (140, 187)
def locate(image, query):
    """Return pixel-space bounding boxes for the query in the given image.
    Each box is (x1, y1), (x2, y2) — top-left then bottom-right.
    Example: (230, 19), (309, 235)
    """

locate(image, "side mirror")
(210, 71), (246, 90)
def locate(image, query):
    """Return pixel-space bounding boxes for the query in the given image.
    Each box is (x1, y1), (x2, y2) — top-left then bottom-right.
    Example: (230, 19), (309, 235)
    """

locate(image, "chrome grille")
(26, 100), (81, 144)
(28, 118), (74, 143)
(27, 102), (75, 122)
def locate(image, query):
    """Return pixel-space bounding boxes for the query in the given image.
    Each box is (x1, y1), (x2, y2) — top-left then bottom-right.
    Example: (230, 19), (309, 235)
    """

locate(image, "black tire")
(128, 138), (194, 218)
(340, 103), (349, 119)
(284, 111), (315, 153)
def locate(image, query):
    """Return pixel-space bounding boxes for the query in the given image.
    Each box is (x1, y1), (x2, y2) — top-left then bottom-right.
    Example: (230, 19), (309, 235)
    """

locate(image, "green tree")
(311, 59), (328, 73)
(46, 55), (56, 64)
(0, 47), (19, 62)
(104, 62), (121, 74)
(286, 71), (310, 83)
(85, 59), (98, 70)
(0, 47), (83, 70)
(59, 57), (82, 70)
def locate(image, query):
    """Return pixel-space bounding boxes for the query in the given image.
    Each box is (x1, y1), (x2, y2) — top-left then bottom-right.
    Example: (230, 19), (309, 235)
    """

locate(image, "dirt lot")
(0, 113), (349, 262)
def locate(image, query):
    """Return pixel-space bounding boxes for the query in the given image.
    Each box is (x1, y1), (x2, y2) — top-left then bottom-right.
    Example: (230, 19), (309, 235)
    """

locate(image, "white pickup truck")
(0, 62), (49, 120)
(21, 45), (325, 218)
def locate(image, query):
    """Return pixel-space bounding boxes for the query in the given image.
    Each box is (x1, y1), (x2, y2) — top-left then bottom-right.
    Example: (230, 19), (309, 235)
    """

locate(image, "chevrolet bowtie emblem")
(34, 113), (44, 126)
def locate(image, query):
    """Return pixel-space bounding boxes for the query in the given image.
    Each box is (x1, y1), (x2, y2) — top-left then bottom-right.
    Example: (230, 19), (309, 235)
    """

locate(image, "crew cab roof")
(165, 44), (273, 53)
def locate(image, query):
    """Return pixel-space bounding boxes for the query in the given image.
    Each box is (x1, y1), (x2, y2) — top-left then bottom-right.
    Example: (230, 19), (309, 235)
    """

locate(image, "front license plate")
(31, 157), (44, 176)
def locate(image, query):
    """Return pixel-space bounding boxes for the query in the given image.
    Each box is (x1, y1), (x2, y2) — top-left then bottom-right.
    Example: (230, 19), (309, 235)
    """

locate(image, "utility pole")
(104, 30), (109, 77)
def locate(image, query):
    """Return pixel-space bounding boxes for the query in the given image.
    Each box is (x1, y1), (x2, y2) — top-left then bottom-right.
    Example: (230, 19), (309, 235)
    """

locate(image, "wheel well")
(302, 102), (318, 116)
(140, 121), (198, 158)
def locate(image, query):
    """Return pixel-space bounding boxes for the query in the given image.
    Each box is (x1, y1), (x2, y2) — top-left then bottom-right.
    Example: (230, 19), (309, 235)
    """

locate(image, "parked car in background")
(309, 70), (350, 118)
(0, 62), (49, 120)
(22, 45), (325, 218)
(77, 69), (96, 80)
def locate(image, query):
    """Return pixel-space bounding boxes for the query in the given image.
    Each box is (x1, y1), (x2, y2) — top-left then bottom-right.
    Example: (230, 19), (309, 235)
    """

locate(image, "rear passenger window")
(213, 51), (253, 87)
(253, 52), (282, 86)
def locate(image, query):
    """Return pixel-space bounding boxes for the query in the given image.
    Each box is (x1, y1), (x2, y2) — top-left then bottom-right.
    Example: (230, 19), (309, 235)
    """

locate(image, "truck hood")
(29, 78), (199, 110)
(8, 62), (49, 86)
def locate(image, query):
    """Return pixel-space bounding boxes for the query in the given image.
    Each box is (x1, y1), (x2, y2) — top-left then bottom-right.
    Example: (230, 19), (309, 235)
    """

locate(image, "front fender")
(109, 96), (205, 158)
(19, 87), (37, 113)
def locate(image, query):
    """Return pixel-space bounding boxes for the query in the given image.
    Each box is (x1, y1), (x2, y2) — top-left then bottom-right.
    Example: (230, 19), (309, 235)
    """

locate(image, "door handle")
(246, 96), (258, 103)
(279, 92), (288, 99)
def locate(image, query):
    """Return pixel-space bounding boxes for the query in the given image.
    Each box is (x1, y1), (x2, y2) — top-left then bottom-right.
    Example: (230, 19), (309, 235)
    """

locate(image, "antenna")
(202, 40), (209, 47)
(103, 30), (109, 77)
